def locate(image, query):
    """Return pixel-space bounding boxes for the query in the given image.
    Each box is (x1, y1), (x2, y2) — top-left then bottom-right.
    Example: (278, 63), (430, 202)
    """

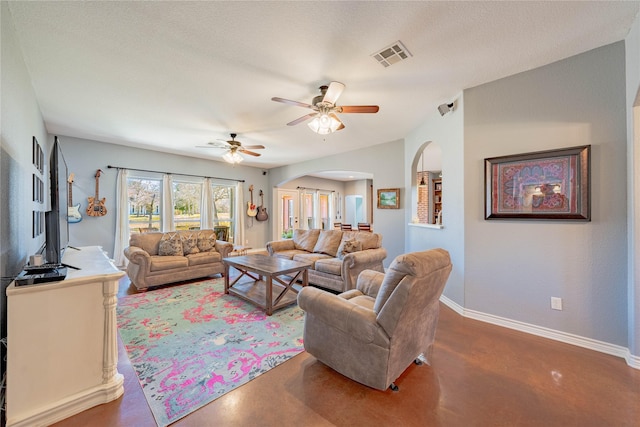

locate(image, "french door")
(277, 189), (299, 238)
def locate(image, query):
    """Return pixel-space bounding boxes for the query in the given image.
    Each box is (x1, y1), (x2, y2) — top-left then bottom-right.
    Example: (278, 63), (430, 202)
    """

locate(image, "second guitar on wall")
(87, 169), (107, 217)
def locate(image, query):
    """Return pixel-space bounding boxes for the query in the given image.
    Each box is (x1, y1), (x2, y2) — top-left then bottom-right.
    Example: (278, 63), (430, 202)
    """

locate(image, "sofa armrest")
(124, 246), (150, 267)
(341, 247), (388, 291)
(266, 239), (295, 255)
(215, 240), (234, 258)
(356, 270), (385, 298)
(298, 287), (378, 343)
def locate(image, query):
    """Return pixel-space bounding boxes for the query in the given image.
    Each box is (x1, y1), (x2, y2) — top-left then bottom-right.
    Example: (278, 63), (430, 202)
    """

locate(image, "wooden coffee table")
(223, 254), (311, 315)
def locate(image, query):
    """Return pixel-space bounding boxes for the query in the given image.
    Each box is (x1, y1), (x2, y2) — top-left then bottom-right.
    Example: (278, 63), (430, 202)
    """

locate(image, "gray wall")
(464, 42), (627, 345)
(59, 136), (270, 257)
(269, 140), (405, 266)
(404, 94), (465, 305)
(1, 3), (51, 410)
(626, 14), (640, 356)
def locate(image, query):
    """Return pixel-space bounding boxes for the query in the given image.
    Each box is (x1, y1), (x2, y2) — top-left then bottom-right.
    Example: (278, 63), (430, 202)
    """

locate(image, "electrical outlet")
(245, 239), (249, 245)
(551, 297), (563, 311)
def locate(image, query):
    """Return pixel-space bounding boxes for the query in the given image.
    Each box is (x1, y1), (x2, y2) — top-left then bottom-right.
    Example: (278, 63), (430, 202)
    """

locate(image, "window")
(303, 192), (314, 229)
(126, 175), (237, 239)
(319, 192), (330, 230)
(172, 181), (202, 230)
(127, 177), (161, 232)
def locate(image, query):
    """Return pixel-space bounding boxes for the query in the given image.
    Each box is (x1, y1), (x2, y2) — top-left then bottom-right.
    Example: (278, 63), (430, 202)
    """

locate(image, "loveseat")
(266, 228), (387, 293)
(124, 230), (234, 291)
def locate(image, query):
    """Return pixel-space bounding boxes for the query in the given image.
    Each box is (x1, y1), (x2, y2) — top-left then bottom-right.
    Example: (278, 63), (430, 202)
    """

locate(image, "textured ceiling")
(7, 1), (640, 168)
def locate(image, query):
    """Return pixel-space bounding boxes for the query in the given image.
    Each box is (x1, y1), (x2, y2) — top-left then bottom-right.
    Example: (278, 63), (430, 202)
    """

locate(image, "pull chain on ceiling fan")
(272, 81), (379, 134)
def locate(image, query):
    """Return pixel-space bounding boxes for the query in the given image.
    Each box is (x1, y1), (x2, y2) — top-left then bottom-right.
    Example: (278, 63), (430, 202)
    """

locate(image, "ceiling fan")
(272, 81), (379, 134)
(197, 133), (264, 164)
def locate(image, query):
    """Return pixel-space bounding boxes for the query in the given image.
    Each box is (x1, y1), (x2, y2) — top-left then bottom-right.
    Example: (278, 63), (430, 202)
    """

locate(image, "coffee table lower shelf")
(227, 280), (302, 313)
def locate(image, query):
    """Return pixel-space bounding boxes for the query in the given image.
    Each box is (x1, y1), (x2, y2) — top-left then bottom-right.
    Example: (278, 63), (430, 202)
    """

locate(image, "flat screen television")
(44, 136), (70, 265)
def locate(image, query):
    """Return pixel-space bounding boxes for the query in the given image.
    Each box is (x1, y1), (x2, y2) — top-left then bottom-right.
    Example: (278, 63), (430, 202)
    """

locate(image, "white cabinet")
(6, 246), (125, 427)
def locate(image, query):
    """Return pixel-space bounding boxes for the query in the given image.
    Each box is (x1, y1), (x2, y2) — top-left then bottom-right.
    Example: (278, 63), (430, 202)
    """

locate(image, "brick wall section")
(417, 171), (430, 223)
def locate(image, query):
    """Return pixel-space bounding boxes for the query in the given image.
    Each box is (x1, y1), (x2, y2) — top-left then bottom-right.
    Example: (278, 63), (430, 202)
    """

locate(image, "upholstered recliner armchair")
(297, 248), (452, 391)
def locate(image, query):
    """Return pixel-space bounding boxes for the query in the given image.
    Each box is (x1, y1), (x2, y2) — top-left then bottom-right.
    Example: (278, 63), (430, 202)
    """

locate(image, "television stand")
(6, 246), (125, 427)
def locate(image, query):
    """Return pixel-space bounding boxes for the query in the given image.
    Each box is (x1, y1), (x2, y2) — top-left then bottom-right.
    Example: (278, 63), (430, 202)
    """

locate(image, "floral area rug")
(116, 277), (305, 427)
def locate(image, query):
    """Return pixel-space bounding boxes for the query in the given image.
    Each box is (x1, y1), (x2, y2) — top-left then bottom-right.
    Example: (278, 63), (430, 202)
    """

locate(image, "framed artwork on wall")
(484, 145), (591, 221)
(377, 188), (400, 209)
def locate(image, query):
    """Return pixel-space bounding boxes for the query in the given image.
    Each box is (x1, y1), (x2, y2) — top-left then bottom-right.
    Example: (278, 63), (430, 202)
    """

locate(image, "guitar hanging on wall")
(87, 169), (107, 217)
(67, 173), (82, 223)
(256, 189), (268, 221)
(247, 185), (257, 217)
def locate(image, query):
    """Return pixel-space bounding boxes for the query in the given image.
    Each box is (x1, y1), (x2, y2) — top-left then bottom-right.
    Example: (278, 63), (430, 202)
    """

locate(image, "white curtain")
(234, 182), (244, 246)
(162, 174), (174, 231)
(301, 189), (313, 229)
(201, 177), (214, 230)
(112, 168), (129, 268)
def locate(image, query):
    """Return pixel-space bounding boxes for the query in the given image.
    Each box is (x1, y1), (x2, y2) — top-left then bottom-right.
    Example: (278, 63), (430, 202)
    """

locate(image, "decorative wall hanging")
(484, 145), (590, 220)
(377, 188), (400, 209)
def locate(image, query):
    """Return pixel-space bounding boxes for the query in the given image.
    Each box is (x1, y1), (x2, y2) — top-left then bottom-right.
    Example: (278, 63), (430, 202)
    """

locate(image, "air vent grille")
(372, 41), (412, 67)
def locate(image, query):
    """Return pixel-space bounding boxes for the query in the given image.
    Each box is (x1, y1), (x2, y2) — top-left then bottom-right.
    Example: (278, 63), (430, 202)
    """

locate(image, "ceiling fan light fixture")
(223, 150), (243, 164)
(308, 113), (341, 134)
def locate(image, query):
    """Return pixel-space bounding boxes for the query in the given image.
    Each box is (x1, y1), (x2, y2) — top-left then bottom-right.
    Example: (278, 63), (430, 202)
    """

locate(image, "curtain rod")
(297, 186), (335, 193)
(107, 165), (245, 183)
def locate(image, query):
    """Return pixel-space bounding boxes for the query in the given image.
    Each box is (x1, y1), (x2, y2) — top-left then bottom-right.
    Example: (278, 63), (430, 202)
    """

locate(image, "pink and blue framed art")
(485, 145), (590, 221)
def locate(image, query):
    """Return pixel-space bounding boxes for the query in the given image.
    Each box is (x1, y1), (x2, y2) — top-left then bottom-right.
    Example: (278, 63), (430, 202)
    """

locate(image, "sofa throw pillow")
(197, 231), (216, 252)
(293, 229), (321, 252)
(159, 232), (184, 256)
(181, 233), (200, 255)
(337, 238), (362, 260)
(355, 231), (380, 250)
(313, 230), (343, 256)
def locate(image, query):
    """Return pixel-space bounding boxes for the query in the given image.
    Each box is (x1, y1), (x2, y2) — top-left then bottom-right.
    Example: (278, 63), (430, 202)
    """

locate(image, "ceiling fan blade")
(287, 112), (317, 126)
(323, 81), (345, 105)
(239, 148), (261, 157)
(196, 142), (226, 148)
(339, 105), (380, 113)
(272, 97), (315, 109)
(242, 144), (265, 149)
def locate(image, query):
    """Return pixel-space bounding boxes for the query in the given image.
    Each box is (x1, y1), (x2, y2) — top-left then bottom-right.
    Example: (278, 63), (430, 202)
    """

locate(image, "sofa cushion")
(314, 258), (342, 276)
(313, 230), (343, 256)
(337, 239), (362, 260)
(181, 233), (200, 255)
(273, 249), (309, 260)
(197, 231), (217, 252)
(293, 229), (321, 252)
(159, 232), (184, 256)
(129, 232), (163, 256)
(292, 253), (332, 269)
(187, 251), (222, 266)
(349, 295), (376, 311)
(354, 231), (381, 250)
(149, 255), (189, 272)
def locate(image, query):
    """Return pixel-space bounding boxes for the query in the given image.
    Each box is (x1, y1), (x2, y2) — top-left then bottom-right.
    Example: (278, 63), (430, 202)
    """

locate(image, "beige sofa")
(124, 230), (234, 291)
(266, 229), (387, 293)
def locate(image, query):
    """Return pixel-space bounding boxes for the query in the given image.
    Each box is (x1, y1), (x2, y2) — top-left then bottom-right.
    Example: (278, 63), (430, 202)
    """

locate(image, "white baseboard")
(439, 295), (640, 370)
(7, 375), (124, 427)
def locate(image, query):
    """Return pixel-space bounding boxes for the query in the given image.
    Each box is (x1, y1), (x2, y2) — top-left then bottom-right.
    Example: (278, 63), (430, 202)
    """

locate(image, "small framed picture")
(377, 188), (400, 209)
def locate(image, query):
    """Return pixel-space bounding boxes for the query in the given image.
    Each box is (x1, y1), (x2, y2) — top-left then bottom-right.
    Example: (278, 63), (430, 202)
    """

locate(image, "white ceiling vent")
(371, 41), (412, 67)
